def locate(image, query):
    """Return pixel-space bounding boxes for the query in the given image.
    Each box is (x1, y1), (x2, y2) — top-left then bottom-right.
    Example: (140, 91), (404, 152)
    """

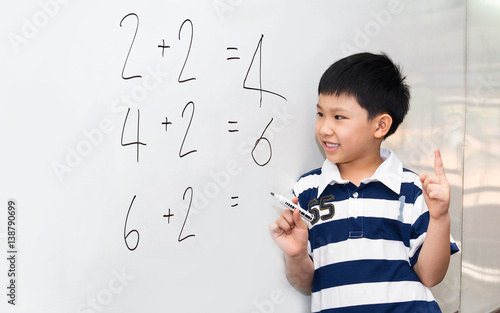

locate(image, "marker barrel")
(270, 192), (314, 222)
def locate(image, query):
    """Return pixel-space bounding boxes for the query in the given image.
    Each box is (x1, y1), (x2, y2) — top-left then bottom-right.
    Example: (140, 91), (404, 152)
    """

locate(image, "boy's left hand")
(420, 148), (450, 220)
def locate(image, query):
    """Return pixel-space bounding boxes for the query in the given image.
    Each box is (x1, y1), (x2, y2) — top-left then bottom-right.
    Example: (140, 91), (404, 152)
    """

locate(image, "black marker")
(270, 192), (314, 222)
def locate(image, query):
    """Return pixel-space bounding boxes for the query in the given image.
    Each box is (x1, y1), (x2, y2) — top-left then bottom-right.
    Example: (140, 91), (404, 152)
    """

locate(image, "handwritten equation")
(118, 13), (287, 251)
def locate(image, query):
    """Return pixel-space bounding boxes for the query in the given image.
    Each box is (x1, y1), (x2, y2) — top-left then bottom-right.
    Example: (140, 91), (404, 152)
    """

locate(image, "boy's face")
(315, 93), (381, 166)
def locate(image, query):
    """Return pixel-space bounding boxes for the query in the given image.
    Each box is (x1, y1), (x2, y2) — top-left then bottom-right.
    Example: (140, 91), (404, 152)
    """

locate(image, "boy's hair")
(318, 52), (410, 138)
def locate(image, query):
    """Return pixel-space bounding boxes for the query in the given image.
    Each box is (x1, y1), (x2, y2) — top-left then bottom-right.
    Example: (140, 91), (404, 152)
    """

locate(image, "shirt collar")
(317, 148), (403, 198)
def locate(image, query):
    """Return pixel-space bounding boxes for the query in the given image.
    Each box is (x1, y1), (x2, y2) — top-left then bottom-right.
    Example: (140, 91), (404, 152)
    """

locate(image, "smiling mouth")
(325, 142), (340, 148)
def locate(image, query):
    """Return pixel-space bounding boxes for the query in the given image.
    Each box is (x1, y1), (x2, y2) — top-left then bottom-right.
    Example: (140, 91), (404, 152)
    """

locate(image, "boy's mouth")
(325, 142), (339, 148)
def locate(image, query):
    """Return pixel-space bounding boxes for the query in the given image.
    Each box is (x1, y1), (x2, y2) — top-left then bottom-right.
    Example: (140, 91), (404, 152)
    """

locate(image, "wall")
(461, 0), (500, 312)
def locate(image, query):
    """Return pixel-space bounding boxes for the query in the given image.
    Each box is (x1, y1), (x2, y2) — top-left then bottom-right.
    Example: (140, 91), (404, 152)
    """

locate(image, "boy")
(270, 52), (459, 312)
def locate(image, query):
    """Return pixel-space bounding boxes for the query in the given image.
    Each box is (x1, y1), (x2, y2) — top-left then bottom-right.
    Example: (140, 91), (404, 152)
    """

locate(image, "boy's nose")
(319, 122), (334, 136)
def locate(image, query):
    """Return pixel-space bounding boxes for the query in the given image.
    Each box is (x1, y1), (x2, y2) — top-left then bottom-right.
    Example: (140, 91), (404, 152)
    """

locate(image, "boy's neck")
(337, 152), (384, 187)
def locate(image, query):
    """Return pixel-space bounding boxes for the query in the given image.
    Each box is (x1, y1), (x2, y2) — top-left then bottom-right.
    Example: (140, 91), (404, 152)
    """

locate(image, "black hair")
(318, 52), (410, 138)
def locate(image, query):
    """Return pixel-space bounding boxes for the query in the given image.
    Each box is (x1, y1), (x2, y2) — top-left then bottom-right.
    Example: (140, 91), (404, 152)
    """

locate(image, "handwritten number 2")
(120, 13), (142, 80)
(178, 187), (196, 242)
(179, 101), (197, 158)
(178, 19), (196, 83)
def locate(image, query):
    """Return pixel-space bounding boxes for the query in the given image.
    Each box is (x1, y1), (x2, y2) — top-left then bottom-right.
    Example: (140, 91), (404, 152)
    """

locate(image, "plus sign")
(163, 209), (174, 224)
(158, 39), (170, 57)
(162, 117), (172, 132)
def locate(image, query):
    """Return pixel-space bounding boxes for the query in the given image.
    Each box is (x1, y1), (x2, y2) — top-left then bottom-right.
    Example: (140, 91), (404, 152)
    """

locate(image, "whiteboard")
(0, 1), (467, 312)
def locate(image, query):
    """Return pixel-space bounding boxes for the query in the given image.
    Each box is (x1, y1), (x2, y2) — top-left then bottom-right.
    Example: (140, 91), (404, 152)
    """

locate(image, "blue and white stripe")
(293, 149), (459, 313)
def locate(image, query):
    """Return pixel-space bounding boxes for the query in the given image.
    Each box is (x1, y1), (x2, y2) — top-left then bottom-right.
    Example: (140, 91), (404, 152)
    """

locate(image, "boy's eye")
(316, 112), (324, 117)
(334, 115), (345, 120)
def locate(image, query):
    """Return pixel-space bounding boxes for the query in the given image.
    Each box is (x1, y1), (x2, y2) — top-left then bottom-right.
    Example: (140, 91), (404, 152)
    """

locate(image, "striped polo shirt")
(293, 149), (459, 313)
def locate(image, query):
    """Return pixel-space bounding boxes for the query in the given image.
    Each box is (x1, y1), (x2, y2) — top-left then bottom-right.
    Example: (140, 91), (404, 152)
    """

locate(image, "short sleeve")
(409, 195), (429, 266)
(409, 193), (459, 266)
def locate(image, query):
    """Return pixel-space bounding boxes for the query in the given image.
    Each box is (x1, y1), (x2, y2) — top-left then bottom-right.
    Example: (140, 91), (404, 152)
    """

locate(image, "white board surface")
(0, 1), (470, 312)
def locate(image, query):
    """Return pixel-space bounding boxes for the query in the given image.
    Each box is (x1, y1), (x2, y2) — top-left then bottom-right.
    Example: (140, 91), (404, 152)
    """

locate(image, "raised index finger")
(434, 148), (446, 178)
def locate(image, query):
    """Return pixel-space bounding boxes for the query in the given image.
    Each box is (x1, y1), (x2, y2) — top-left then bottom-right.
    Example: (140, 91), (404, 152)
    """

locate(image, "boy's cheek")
(315, 122), (326, 138)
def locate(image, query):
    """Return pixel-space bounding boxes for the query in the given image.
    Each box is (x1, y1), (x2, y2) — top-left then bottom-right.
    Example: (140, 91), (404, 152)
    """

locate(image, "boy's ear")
(374, 114), (393, 139)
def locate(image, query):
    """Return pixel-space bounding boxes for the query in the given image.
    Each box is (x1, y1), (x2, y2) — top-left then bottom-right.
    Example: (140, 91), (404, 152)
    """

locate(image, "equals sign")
(228, 121), (239, 133)
(227, 47), (240, 60)
(231, 196), (239, 207)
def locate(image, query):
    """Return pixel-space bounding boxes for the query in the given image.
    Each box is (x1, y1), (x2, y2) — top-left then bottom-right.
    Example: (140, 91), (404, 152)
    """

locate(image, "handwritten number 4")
(243, 34), (286, 107)
(121, 108), (146, 162)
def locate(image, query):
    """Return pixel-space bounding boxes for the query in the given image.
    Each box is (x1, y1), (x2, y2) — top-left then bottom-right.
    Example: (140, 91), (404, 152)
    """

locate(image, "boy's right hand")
(269, 197), (309, 257)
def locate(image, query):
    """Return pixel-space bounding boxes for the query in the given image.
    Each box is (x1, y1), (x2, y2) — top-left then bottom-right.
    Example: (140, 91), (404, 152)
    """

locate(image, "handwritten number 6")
(124, 195), (140, 251)
(251, 118), (273, 167)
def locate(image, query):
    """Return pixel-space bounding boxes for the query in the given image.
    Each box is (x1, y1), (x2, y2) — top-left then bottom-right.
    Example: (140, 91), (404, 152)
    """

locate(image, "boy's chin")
(324, 154), (340, 164)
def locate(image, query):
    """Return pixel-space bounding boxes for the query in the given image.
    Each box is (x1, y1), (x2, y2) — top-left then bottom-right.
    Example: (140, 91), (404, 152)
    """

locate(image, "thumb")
(291, 197), (308, 228)
(292, 207), (308, 229)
